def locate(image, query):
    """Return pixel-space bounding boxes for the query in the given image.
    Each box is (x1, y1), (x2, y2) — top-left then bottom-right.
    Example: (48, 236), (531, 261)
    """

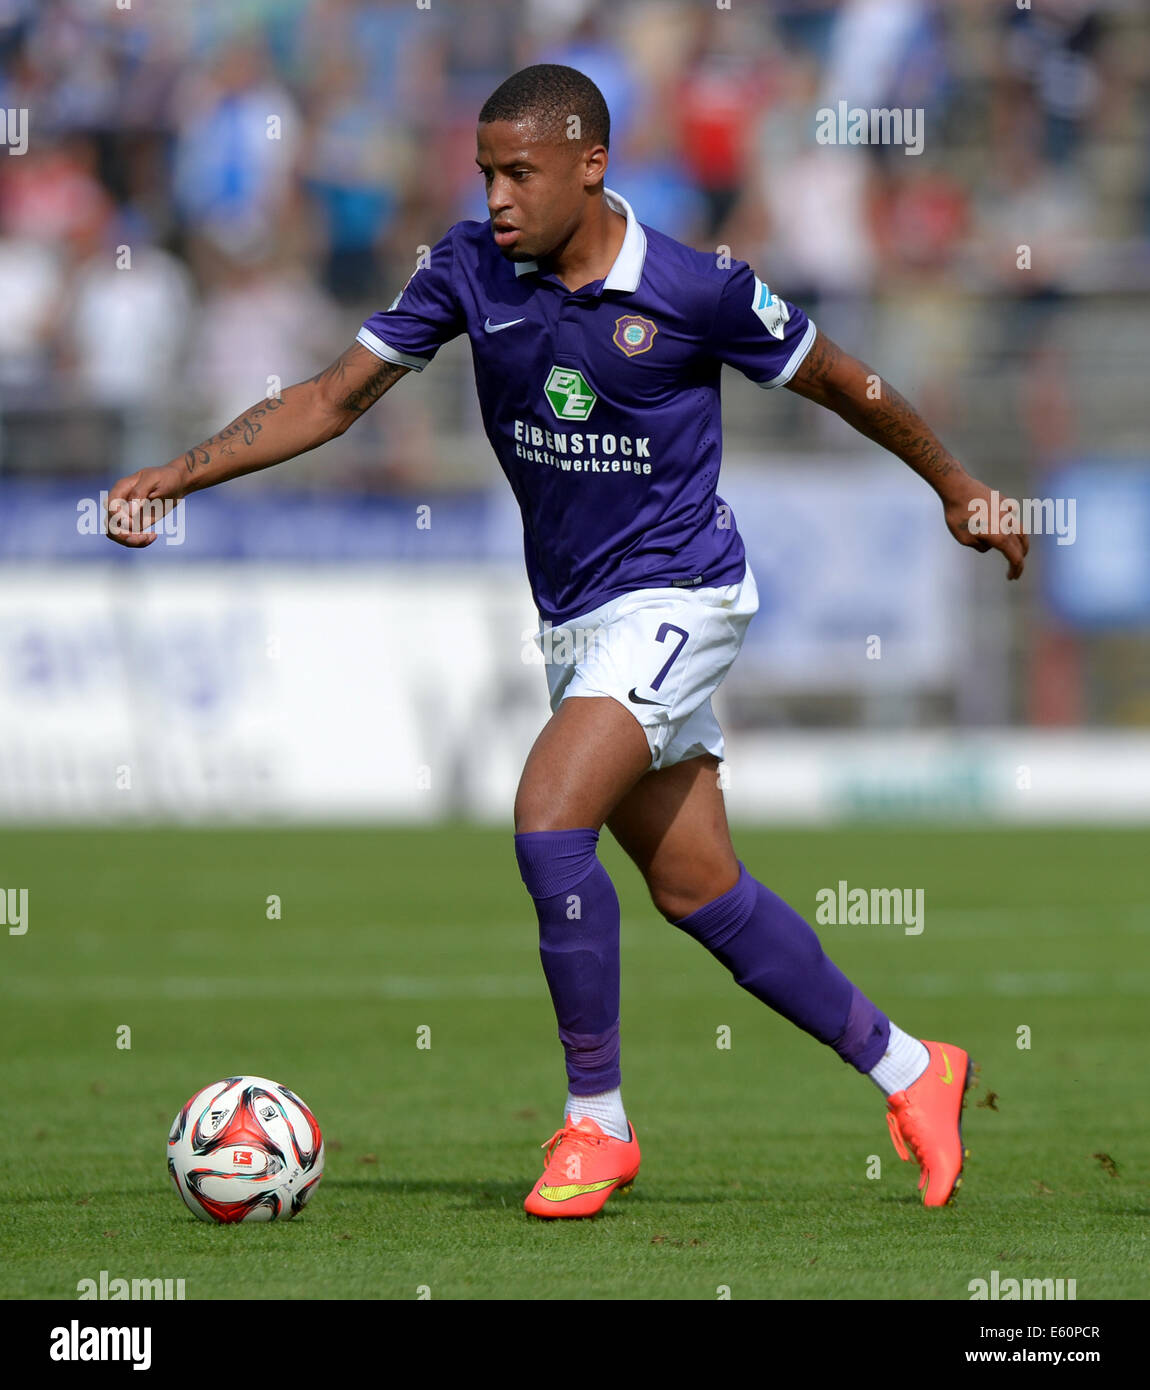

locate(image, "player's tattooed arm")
(786, 330), (1027, 579)
(306, 343), (409, 419)
(786, 332), (960, 485)
(106, 342), (410, 547)
(177, 344), (409, 488)
(182, 397), (287, 474)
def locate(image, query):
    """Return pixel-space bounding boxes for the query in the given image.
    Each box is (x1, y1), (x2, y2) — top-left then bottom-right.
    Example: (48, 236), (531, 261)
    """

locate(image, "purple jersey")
(358, 188), (816, 624)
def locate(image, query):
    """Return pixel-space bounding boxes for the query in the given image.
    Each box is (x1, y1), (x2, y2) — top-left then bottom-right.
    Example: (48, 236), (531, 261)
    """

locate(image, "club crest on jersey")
(612, 314), (657, 357)
(751, 276), (790, 339)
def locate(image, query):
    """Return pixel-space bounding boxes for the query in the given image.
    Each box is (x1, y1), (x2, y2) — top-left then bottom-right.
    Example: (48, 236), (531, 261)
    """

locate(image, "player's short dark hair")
(478, 64), (610, 152)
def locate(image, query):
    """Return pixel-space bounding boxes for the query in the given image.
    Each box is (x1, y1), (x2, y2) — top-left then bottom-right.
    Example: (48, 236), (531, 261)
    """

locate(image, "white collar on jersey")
(513, 186), (647, 292)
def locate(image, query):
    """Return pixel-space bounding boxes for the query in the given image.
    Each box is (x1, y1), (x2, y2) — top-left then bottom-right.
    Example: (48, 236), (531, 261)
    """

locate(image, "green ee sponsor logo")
(544, 366), (597, 421)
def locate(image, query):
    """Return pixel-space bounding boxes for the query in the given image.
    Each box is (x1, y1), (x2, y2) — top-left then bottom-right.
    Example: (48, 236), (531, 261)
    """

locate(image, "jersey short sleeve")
(357, 227), (466, 372)
(703, 261), (817, 388)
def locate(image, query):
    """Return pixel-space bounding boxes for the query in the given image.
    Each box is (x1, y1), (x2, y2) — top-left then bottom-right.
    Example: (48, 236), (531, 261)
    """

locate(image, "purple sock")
(673, 863), (889, 1072)
(514, 828), (621, 1096)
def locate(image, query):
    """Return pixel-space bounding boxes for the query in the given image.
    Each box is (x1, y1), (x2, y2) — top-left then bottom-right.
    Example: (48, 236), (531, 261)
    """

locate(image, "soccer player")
(107, 65), (1027, 1217)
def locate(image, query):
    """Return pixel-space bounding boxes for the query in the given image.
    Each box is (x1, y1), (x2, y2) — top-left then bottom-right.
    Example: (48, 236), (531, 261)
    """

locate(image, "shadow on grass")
(319, 1176), (766, 1210)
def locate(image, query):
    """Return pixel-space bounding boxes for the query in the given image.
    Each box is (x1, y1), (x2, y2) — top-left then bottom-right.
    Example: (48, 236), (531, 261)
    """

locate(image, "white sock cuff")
(868, 1024), (930, 1097)
(565, 1087), (629, 1141)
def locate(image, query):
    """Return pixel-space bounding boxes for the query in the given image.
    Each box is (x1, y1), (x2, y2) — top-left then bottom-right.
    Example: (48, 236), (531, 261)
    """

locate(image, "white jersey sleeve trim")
(758, 319), (817, 389)
(356, 326), (430, 372)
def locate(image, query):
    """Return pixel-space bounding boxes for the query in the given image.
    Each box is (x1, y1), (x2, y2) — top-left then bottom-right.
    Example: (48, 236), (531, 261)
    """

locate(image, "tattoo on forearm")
(182, 396), (285, 476)
(183, 444), (210, 475)
(792, 332), (958, 483)
(846, 380), (957, 481)
(181, 349), (405, 481)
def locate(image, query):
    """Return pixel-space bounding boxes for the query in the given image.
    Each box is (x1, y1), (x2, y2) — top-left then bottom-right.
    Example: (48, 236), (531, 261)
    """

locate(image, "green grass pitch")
(1, 824), (1144, 1301)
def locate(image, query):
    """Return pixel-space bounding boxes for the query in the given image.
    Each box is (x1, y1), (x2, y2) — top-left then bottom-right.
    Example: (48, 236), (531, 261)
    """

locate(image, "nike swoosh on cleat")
(484, 317), (526, 333)
(627, 688), (665, 706)
(537, 1179), (620, 1201)
(938, 1050), (954, 1084)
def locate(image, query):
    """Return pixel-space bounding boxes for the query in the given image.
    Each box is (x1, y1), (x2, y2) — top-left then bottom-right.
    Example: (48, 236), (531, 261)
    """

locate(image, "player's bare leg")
(606, 754), (740, 919)
(514, 694), (651, 834)
(607, 752), (897, 1068)
(607, 754), (974, 1206)
(514, 696), (650, 1215)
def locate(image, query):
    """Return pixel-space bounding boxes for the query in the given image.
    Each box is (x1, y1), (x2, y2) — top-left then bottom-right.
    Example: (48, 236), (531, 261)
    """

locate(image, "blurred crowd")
(0, 0), (1145, 468)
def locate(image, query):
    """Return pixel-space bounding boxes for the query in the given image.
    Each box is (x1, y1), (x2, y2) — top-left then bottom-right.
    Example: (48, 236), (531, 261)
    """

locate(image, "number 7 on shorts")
(649, 622), (689, 692)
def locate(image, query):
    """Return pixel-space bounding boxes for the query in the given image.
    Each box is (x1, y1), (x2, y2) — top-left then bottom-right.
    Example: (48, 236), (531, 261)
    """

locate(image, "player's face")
(476, 119), (602, 262)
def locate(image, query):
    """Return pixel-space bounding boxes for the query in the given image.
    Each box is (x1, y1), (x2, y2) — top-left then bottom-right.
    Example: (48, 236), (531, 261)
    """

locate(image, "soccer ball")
(167, 1075), (324, 1224)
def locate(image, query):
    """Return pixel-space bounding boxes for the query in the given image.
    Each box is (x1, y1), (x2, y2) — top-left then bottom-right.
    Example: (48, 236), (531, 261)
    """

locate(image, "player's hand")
(105, 463), (186, 548)
(941, 475), (1028, 581)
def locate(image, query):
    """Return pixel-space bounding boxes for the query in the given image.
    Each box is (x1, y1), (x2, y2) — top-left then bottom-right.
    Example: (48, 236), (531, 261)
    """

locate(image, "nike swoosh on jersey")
(484, 316), (526, 333)
(536, 1179), (620, 1201)
(627, 688), (665, 706)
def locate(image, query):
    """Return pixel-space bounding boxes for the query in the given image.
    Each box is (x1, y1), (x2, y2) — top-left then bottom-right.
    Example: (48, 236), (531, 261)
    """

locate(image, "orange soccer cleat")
(886, 1040), (976, 1207)
(524, 1115), (641, 1218)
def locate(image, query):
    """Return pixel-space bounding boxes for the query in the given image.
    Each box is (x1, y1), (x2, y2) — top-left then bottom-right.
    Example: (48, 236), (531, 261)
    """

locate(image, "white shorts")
(539, 564), (759, 771)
